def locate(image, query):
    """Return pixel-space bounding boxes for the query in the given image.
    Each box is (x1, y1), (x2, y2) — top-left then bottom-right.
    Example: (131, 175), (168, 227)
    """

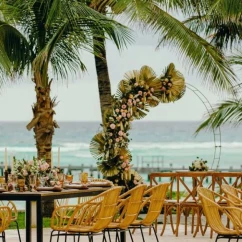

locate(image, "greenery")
(7, 212), (51, 229)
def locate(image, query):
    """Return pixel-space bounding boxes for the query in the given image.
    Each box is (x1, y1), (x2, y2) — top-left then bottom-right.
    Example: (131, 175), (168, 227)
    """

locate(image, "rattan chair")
(0, 206), (12, 242)
(197, 187), (242, 242)
(221, 184), (242, 206)
(104, 184), (147, 242)
(0, 201), (21, 242)
(129, 183), (169, 242)
(50, 186), (122, 242)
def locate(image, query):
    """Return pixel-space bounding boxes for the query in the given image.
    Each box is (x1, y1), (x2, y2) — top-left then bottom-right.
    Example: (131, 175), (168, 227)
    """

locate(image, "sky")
(0, 31), (232, 122)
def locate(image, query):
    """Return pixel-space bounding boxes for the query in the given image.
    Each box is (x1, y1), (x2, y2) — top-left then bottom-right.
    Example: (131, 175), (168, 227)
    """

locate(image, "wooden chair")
(197, 187), (242, 242)
(149, 172), (178, 236)
(50, 186), (122, 242)
(0, 206), (12, 242)
(0, 201), (21, 242)
(129, 183), (170, 242)
(175, 171), (212, 237)
(105, 184), (147, 242)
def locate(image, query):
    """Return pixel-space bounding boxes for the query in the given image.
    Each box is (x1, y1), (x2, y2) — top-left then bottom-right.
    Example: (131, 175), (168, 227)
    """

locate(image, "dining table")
(0, 187), (109, 242)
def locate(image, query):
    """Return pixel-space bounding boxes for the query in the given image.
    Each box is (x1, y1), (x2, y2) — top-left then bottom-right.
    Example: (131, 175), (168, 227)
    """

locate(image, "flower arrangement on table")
(189, 157), (209, 171)
(12, 157), (60, 191)
(90, 64), (186, 190)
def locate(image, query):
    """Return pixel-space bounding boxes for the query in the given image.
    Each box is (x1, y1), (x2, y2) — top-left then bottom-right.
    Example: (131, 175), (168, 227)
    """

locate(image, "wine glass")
(11, 174), (17, 192)
(57, 173), (65, 187)
(29, 174), (36, 192)
(79, 172), (88, 186)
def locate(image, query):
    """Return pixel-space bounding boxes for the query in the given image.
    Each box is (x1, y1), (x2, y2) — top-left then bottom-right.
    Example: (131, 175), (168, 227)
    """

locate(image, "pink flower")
(109, 133), (113, 136)
(122, 104), (126, 109)
(138, 91), (142, 96)
(121, 162), (126, 168)
(110, 123), (116, 129)
(127, 113), (131, 118)
(28, 160), (34, 166)
(125, 167), (130, 171)
(115, 108), (120, 113)
(118, 131), (123, 136)
(128, 99), (132, 104)
(134, 83), (138, 86)
(136, 98), (140, 102)
(115, 138), (120, 143)
(144, 92), (147, 96)
(120, 156), (124, 160)
(150, 87), (154, 92)
(122, 112), (126, 117)
(23, 170), (28, 176)
(133, 100), (136, 105)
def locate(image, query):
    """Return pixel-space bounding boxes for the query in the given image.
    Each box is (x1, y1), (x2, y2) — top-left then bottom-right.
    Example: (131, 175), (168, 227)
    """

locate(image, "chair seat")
(67, 225), (102, 233)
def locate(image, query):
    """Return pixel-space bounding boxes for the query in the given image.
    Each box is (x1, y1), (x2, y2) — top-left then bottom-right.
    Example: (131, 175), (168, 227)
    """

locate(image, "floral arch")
(90, 63), (186, 189)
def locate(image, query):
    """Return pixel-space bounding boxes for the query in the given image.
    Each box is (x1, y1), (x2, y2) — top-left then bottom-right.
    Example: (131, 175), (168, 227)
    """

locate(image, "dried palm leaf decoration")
(90, 64), (185, 184)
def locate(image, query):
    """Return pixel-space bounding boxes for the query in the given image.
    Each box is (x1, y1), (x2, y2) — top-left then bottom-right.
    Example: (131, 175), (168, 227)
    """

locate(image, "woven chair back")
(66, 186), (122, 233)
(221, 184), (241, 205)
(0, 206), (12, 233)
(117, 184), (146, 229)
(197, 187), (237, 234)
(141, 183), (169, 226)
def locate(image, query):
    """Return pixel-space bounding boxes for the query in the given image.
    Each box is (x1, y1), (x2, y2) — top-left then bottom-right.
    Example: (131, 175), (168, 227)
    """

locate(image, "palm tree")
(88, 0), (238, 125)
(0, 0), (131, 165)
(185, 0), (242, 133)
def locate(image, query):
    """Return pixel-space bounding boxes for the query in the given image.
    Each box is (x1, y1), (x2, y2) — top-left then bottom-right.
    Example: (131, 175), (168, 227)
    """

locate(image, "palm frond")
(195, 99), (242, 134)
(144, 5), (237, 93)
(90, 132), (105, 160)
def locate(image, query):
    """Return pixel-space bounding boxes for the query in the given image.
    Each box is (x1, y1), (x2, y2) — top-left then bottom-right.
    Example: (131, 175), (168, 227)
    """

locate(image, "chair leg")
(128, 229), (134, 242)
(139, 226), (145, 242)
(57, 231), (60, 242)
(107, 230), (112, 242)
(15, 220), (22, 242)
(103, 231), (107, 242)
(2, 231), (5, 242)
(49, 230), (54, 242)
(152, 224), (160, 242)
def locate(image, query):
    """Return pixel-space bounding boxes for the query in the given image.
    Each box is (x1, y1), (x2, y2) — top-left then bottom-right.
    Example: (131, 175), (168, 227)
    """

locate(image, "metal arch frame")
(186, 83), (222, 170)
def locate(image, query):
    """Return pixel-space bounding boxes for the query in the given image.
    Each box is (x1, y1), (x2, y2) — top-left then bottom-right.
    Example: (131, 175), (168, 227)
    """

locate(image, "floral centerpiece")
(13, 157), (60, 190)
(189, 157), (209, 171)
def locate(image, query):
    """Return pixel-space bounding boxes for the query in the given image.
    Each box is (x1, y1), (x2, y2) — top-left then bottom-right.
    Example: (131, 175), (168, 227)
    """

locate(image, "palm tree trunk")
(93, 35), (112, 124)
(26, 79), (59, 166)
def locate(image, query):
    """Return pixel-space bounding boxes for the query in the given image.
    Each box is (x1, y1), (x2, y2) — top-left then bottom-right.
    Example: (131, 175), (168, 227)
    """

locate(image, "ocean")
(0, 121), (241, 171)
(0, 121), (241, 209)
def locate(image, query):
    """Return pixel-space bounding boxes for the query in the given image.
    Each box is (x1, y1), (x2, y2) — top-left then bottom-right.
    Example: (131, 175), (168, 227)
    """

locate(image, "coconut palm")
(185, 0), (242, 133)
(88, 0), (238, 125)
(0, 0), (131, 164)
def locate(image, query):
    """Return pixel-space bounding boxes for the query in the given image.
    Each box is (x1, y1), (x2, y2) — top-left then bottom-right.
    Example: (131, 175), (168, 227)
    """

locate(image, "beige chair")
(0, 206), (12, 242)
(197, 187), (242, 242)
(50, 186), (122, 242)
(0, 201), (21, 242)
(129, 183), (170, 242)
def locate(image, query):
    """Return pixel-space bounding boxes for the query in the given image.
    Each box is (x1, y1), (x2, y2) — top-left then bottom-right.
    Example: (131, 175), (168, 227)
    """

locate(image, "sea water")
(0, 121), (241, 209)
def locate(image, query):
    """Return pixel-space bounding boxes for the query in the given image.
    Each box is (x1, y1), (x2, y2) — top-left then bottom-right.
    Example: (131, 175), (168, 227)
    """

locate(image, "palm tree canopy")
(0, 0), (133, 84)
(101, 0), (238, 94)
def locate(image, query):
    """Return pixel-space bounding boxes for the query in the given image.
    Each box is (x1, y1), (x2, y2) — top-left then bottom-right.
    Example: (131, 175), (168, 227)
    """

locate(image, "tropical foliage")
(0, 0), (131, 165)
(90, 63), (185, 188)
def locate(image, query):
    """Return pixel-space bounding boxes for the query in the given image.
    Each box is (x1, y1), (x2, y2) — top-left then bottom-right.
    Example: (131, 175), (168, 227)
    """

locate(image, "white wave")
(130, 142), (242, 150)
(1, 141), (242, 153)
